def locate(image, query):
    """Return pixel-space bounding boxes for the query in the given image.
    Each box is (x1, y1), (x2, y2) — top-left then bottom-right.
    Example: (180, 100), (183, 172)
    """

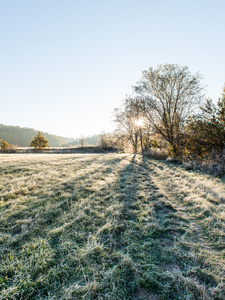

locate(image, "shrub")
(183, 149), (225, 177)
(0, 139), (10, 151)
(98, 133), (126, 152)
(143, 148), (169, 160)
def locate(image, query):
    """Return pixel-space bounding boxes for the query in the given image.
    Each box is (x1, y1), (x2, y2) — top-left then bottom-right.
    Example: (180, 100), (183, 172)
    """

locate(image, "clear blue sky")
(1, 0), (225, 138)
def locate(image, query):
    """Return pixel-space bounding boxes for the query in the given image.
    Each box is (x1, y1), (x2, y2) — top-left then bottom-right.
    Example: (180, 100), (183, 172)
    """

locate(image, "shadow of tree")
(0, 154), (222, 300)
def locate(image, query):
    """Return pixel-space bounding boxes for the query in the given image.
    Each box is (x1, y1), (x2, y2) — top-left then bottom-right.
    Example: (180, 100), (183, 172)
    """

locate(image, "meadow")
(0, 153), (225, 299)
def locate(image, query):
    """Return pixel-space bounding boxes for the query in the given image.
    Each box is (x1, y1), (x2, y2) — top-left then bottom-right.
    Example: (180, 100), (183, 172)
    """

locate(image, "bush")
(98, 133), (126, 152)
(0, 139), (10, 152)
(183, 150), (225, 177)
(143, 148), (169, 160)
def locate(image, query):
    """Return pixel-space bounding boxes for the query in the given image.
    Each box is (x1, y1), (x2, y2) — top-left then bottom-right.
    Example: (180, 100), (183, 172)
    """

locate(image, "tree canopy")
(186, 86), (225, 155)
(115, 64), (205, 153)
(135, 64), (204, 150)
(30, 132), (49, 150)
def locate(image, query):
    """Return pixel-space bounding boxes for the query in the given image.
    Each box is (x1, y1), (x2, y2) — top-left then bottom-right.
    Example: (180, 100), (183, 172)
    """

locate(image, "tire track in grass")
(1, 154), (225, 299)
(138, 157), (224, 240)
(135, 156), (225, 299)
(94, 155), (202, 299)
(120, 155), (218, 299)
(144, 159), (225, 249)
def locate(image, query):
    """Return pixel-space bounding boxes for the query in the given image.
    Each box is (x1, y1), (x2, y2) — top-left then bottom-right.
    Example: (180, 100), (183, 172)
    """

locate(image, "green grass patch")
(0, 153), (225, 299)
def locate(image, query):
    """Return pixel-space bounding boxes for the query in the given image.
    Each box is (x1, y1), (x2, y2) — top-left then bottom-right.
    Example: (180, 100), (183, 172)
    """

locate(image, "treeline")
(0, 124), (70, 147)
(110, 64), (225, 176)
(0, 124), (102, 148)
(68, 134), (100, 147)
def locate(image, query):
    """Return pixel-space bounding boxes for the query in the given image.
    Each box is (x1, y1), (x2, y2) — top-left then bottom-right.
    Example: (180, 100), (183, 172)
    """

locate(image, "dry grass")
(0, 153), (225, 299)
(143, 149), (169, 160)
(183, 150), (225, 177)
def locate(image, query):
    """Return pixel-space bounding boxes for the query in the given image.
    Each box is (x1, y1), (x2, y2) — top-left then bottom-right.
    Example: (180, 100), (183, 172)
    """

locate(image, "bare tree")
(134, 64), (205, 153)
(79, 136), (85, 148)
(114, 96), (151, 152)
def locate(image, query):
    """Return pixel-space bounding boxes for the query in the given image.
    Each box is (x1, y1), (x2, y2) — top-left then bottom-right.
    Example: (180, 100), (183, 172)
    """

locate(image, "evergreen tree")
(185, 85), (225, 155)
(30, 132), (49, 150)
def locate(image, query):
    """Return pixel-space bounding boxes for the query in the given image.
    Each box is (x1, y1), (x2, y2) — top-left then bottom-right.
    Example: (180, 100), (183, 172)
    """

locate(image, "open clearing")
(0, 153), (225, 299)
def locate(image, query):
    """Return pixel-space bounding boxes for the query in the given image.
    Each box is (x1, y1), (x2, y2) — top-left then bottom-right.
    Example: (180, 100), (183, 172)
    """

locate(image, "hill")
(0, 153), (225, 299)
(0, 124), (101, 147)
(0, 124), (74, 147)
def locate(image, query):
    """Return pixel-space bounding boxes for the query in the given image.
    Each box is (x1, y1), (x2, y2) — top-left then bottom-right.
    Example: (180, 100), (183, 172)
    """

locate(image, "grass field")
(0, 153), (225, 299)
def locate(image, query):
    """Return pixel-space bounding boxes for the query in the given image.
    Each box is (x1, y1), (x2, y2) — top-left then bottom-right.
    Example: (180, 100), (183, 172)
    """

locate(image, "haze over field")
(1, 0), (225, 138)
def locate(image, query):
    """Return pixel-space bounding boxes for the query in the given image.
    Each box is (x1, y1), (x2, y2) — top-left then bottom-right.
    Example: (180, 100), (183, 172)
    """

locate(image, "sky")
(0, 0), (225, 139)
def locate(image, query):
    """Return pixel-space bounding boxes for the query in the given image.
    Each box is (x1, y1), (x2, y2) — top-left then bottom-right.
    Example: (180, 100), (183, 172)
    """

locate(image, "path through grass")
(0, 153), (225, 299)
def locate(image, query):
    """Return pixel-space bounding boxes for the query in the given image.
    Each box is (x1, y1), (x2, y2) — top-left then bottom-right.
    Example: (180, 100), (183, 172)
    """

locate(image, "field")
(0, 153), (225, 300)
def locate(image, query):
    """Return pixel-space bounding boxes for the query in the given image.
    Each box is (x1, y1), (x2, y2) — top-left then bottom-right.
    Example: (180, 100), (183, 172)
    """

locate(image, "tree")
(30, 132), (49, 150)
(79, 136), (85, 148)
(98, 132), (126, 151)
(134, 64), (204, 153)
(218, 83), (225, 126)
(0, 139), (10, 151)
(114, 96), (149, 152)
(186, 85), (225, 155)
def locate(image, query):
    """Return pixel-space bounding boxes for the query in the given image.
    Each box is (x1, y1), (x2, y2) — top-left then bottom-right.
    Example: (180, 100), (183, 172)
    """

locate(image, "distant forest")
(69, 135), (100, 147)
(0, 124), (100, 147)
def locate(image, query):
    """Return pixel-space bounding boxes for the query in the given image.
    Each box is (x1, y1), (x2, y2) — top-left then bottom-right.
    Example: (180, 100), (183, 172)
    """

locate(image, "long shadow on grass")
(0, 154), (134, 299)
(0, 154), (219, 300)
(93, 155), (218, 299)
(141, 157), (225, 252)
(92, 154), (186, 299)
(131, 156), (221, 298)
(0, 155), (129, 240)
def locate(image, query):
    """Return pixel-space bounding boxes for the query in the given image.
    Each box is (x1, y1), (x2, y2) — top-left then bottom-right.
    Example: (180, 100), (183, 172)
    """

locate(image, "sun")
(134, 118), (144, 127)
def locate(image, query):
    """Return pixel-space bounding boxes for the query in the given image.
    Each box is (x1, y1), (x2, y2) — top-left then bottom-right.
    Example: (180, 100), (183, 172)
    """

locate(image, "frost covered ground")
(0, 153), (225, 299)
